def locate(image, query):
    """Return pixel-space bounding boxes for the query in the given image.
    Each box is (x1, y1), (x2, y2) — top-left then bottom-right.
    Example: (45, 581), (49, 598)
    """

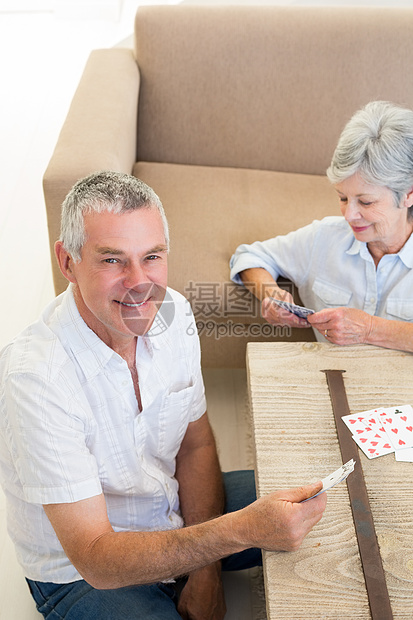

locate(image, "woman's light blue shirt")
(230, 216), (413, 338)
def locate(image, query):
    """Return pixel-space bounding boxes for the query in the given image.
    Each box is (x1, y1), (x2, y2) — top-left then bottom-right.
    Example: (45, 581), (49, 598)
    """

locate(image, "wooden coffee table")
(246, 341), (413, 620)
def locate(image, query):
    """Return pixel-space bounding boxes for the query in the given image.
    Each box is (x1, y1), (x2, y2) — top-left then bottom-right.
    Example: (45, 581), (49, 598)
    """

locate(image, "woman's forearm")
(239, 268), (286, 301)
(367, 315), (413, 352)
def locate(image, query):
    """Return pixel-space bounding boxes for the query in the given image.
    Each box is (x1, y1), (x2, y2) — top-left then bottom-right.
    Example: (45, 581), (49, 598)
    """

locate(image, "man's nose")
(123, 261), (148, 289)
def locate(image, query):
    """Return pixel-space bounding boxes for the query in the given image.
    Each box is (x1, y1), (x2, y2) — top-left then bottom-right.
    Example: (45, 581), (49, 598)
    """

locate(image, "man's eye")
(104, 258), (118, 264)
(146, 255), (160, 261)
(339, 197), (347, 203)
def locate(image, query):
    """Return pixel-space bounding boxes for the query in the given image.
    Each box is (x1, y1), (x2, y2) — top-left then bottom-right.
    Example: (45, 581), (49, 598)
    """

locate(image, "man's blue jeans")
(27, 470), (262, 619)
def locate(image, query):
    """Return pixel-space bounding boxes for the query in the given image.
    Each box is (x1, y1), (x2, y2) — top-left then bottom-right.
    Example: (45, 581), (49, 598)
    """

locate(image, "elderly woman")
(230, 101), (413, 350)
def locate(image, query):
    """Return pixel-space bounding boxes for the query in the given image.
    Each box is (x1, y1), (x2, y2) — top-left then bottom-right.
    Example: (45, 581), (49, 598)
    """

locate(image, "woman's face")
(335, 173), (413, 253)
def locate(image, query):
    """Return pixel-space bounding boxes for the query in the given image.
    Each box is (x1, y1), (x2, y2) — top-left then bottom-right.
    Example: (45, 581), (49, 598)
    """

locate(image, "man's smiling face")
(63, 207), (168, 349)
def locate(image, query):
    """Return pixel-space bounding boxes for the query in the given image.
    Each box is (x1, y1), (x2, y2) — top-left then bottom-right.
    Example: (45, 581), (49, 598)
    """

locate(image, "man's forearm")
(78, 511), (245, 590)
(46, 480), (327, 591)
(80, 481), (327, 590)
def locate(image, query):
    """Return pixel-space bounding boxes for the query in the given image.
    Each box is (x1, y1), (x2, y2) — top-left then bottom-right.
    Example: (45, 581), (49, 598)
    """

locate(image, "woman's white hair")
(327, 101), (413, 209)
(60, 171), (169, 262)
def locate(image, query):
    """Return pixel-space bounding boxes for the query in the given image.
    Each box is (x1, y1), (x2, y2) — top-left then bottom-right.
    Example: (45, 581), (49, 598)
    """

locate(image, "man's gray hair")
(60, 171), (170, 262)
(327, 101), (413, 209)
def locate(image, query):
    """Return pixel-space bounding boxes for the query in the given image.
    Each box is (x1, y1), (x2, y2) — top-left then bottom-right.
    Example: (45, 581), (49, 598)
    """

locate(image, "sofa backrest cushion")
(134, 5), (413, 175)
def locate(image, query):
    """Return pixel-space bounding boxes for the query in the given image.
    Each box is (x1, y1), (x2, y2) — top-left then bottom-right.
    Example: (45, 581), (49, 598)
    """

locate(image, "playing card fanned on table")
(342, 405), (413, 460)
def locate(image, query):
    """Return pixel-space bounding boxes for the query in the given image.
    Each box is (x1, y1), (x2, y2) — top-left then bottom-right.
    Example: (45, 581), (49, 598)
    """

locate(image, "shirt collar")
(346, 236), (363, 257)
(345, 231), (413, 267)
(398, 231), (413, 268)
(56, 286), (165, 381)
(56, 286), (117, 380)
(345, 236), (374, 263)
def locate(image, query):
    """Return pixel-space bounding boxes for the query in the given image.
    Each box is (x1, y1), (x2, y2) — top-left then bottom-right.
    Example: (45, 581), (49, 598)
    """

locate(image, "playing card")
(303, 459), (355, 501)
(395, 447), (413, 462)
(342, 409), (394, 458)
(351, 431), (394, 459)
(342, 404), (413, 459)
(342, 411), (389, 440)
(270, 298), (315, 319)
(341, 408), (384, 433)
(376, 405), (413, 451)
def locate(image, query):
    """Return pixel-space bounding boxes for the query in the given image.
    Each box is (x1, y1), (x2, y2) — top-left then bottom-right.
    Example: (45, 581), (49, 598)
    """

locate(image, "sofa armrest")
(43, 48), (140, 295)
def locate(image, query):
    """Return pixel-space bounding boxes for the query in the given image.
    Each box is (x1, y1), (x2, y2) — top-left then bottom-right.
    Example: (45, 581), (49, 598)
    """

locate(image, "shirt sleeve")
(3, 371), (102, 505)
(230, 219), (323, 288)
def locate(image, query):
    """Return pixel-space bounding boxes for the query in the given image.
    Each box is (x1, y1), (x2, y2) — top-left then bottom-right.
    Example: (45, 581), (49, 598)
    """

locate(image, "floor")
(0, 0), (407, 618)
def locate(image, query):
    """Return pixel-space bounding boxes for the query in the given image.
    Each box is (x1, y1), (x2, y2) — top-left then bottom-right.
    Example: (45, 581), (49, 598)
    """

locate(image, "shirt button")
(370, 297), (376, 304)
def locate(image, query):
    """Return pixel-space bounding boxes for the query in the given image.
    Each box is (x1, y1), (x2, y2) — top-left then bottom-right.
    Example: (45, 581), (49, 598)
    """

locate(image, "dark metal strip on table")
(322, 369), (393, 620)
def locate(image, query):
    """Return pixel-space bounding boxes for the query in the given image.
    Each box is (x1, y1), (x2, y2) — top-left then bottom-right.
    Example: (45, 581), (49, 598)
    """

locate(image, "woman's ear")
(404, 188), (413, 209)
(55, 241), (77, 284)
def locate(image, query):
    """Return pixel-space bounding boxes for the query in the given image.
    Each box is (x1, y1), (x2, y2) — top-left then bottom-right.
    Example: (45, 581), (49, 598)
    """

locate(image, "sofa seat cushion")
(133, 162), (337, 366)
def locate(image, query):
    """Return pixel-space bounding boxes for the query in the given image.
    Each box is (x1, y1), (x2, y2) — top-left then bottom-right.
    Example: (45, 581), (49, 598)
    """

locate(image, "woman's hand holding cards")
(262, 296), (314, 328)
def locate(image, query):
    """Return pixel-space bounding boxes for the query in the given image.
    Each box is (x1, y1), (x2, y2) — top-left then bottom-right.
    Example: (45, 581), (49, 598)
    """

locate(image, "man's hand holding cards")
(303, 459), (355, 502)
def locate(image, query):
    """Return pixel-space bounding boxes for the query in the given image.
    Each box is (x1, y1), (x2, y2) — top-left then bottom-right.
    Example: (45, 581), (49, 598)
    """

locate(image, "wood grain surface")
(246, 342), (413, 620)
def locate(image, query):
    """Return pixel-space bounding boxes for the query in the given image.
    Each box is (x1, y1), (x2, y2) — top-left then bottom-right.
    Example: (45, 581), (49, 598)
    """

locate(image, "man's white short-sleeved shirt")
(0, 286), (206, 583)
(230, 216), (413, 338)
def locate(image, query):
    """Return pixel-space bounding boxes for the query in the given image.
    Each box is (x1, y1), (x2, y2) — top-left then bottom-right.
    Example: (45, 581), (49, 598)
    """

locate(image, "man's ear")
(55, 241), (77, 284)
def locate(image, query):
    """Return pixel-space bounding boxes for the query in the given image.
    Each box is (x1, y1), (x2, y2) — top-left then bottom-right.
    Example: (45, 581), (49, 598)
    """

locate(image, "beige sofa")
(43, 5), (413, 367)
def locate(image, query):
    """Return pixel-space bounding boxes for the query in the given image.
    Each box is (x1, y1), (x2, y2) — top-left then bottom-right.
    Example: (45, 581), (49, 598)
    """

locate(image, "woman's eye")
(359, 201), (372, 207)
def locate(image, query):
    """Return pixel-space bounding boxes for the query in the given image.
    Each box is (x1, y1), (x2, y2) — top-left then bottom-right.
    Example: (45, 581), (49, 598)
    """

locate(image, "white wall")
(0, 0), (54, 9)
(53, 0), (121, 20)
(0, 0), (122, 19)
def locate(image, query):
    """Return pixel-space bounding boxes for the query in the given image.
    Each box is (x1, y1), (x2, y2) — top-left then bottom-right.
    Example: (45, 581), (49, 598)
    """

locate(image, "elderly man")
(0, 172), (326, 620)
